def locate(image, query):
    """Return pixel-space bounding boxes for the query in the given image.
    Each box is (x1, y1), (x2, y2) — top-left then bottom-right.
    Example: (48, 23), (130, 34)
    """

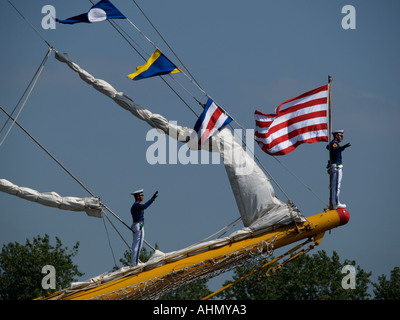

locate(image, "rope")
(126, 1), (328, 208)
(0, 105), (153, 253)
(101, 200), (156, 251)
(104, 17), (200, 117)
(1, 2), (139, 261)
(8, 0), (52, 48)
(203, 237), (316, 300)
(124, 15), (209, 101)
(104, 1), (298, 205)
(0, 105), (97, 197)
(131, 0), (205, 93)
(8, 0), (326, 272)
(88, 1), (330, 246)
(102, 210), (132, 252)
(190, 217), (242, 246)
(110, 0), (299, 205)
(0, 47), (53, 147)
(272, 155), (328, 207)
(102, 212), (119, 269)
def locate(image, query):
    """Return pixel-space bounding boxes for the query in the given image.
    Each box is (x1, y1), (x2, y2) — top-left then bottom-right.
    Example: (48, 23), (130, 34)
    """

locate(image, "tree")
(161, 280), (212, 300)
(0, 234), (83, 300)
(373, 267), (400, 300)
(116, 244), (159, 268)
(218, 250), (371, 300)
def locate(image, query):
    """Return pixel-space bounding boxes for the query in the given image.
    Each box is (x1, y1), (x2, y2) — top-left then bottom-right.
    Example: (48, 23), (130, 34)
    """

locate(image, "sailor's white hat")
(131, 189), (144, 196)
(332, 130), (344, 135)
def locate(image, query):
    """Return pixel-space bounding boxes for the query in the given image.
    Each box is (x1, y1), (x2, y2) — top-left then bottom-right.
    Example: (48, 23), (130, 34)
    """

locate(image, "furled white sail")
(55, 51), (302, 229)
(215, 129), (297, 228)
(0, 179), (102, 217)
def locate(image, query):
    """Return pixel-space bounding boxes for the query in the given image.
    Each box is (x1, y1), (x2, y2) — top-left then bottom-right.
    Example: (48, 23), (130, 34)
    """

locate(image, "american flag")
(194, 98), (232, 145)
(255, 84), (329, 156)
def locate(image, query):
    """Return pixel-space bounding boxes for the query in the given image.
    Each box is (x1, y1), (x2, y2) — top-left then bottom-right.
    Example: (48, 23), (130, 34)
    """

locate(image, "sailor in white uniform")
(327, 130), (351, 209)
(130, 189), (158, 266)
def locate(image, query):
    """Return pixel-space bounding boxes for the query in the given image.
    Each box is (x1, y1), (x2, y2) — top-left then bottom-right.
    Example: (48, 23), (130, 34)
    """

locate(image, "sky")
(0, 0), (399, 296)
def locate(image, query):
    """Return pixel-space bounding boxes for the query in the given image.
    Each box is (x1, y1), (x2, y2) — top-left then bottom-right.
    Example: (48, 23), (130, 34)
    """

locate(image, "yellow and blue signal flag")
(127, 49), (181, 81)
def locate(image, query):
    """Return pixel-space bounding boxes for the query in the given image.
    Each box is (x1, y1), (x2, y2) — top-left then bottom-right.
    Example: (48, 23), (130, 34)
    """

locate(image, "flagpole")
(328, 75), (333, 209)
(328, 75), (332, 142)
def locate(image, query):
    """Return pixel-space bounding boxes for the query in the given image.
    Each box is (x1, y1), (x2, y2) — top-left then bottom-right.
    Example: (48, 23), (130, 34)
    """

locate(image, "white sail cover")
(0, 179), (102, 217)
(215, 129), (296, 228)
(55, 51), (301, 230)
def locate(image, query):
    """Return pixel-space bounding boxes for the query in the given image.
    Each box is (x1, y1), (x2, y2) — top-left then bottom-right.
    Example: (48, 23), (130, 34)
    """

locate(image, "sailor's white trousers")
(131, 222), (144, 266)
(330, 164), (344, 208)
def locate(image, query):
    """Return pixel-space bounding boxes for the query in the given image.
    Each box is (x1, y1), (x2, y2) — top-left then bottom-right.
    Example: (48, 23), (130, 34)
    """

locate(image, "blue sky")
(1, 0), (399, 295)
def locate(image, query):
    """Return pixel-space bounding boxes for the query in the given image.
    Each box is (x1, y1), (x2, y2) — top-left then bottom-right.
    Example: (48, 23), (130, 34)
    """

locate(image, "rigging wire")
(102, 213), (119, 269)
(0, 47), (53, 148)
(190, 217), (242, 247)
(125, 1), (251, 131)
(7, 0), (326, 257)
(105, 18), (200, 117)
(271, 156), (328, 207)
(6, 0), (161, 252)
(1, 2), (150, 251)
(125, 1), (328, 207)
(0, 106), (95, 197)
(5, 1), (134, 260)
(102, 210), (132, 252)
(131, 0), (205, 93)
(0, 105), (143, 252)
(86, 0), (327, 224)
(114, 1), (301, 204)
(203, 236), (317, 300)
(7, 0), (52, 48)
(1, 98), (154, 252)
(84, 2), (291, 205)
(123, 8), (209, 101)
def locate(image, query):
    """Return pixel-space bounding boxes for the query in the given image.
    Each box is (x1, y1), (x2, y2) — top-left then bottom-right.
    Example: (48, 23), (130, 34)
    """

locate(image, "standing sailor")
(130, 189), (158, 266)
(327, 130), (351, 209)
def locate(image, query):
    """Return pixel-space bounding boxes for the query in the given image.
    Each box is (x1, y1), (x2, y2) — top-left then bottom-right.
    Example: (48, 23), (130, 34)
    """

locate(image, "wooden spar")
(36, 208), (350, 300)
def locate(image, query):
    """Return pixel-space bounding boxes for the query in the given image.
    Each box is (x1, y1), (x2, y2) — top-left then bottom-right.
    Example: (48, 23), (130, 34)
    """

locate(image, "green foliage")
(373, 267), (400, 300)
(161, 280), (212, 300)
(116, 243), (159, 269)
(0, 234), (83, 300)
(217, 250), (372, 300)
(3, 231), (398, 300)
(116, 246), (400, 300)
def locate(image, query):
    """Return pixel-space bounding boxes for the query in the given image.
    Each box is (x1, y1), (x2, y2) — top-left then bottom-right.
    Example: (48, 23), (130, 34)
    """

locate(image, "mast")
(328, 75), (333, 209)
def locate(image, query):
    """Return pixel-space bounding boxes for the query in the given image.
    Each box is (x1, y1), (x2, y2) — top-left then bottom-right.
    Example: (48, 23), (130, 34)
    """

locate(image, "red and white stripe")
(255, 84), (329, 156)
(194, 99), (232, 145)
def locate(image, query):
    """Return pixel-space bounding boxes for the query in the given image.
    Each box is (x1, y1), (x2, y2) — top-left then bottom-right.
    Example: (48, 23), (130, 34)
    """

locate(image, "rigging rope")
(0, 47), (53, 148)
(202, 235), (319, 300)
(0, 105), (156, 253)
(190, 217), (242, 247)
(82, 0), (325, 242)
(8, 0), (52, 48)
(125, 1), (328, 208)
(102, 210), (132, 252)
(104, 18), (200, 117)
(7, 0), (326, 270)
(7, 0), (323, 224)
(131, 0), (204, 93)
(102, 213), (119, 269)
(109, 1), (316, 207)
(5, 1), (159, 253)
(271, 155), (328, 207)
